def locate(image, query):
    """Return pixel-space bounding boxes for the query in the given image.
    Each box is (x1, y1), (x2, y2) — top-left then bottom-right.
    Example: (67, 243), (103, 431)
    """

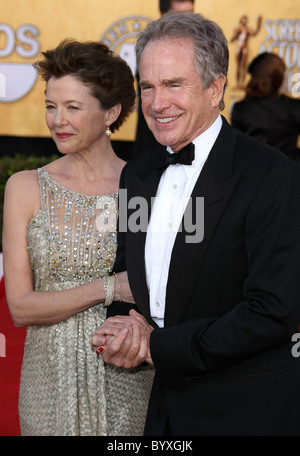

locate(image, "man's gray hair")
(135, 12), (229, 110)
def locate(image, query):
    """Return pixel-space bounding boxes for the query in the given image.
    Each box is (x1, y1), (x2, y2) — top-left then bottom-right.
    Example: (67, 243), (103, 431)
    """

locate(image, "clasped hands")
(91, 309), (154, 368)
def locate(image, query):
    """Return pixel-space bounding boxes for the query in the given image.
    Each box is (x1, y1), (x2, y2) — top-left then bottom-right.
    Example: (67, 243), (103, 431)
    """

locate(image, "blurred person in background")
(231, 52), (300, 162)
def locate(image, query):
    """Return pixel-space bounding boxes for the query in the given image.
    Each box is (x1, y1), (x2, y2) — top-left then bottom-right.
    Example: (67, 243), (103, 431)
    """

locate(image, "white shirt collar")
(166, 115), (222, 179)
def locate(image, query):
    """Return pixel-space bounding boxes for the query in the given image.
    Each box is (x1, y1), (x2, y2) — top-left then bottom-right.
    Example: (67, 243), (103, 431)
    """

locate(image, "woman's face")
(45, 75), (109, 155)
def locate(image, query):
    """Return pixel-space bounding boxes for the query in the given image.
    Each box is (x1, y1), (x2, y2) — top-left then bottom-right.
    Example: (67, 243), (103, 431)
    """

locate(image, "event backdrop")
(1, 0), (300, 141)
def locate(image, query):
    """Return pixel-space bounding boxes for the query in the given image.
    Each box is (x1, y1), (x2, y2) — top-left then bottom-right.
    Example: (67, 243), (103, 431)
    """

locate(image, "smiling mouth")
(155, 115), (180, 124)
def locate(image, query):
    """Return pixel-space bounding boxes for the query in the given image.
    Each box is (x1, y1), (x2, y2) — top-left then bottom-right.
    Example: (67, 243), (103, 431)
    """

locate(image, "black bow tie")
(157, 143), (195, 172)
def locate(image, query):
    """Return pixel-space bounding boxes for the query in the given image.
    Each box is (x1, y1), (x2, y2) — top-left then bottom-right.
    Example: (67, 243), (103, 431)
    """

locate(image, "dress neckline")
(38, 168), (118, 198)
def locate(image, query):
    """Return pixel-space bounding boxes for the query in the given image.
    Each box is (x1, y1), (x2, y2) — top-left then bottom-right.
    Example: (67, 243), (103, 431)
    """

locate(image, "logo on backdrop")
(258, 18), (300, 95)
(99, 15), (152, 78)
(0, 23), (40, 102)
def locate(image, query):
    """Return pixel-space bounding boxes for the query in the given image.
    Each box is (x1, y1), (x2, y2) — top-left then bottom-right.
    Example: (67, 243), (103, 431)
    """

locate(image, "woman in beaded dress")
(2, 40), (154, 436)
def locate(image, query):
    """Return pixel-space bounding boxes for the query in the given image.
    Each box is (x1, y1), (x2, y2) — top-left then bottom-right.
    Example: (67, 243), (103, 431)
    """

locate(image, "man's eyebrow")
(140, 77), (186, 87)
(162, 77), (185, 85)
(139, 79), (152, 87)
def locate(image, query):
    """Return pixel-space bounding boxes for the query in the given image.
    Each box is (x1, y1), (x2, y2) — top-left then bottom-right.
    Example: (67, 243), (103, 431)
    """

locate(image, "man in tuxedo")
(92, 13), (300, 436)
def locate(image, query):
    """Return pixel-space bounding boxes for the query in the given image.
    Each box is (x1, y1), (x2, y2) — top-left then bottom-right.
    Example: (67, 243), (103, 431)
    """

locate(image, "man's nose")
(151, 87), (170, 112)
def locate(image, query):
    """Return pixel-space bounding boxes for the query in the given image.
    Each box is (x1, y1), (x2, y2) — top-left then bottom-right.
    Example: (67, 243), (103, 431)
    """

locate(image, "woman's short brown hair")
(245, 52), (286, 99)
(34, 39), (136, 132)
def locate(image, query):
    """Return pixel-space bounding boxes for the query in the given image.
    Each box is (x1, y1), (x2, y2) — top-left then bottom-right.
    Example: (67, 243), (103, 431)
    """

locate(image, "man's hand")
(91, 309), (154, 368)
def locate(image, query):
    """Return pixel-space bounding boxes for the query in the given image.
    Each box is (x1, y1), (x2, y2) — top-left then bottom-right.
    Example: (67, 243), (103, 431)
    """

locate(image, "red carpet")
(0, 277), (26, 436)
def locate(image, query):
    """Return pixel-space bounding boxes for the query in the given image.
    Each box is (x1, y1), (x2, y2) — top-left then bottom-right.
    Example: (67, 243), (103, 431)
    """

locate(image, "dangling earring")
(105, 126), (111, 137)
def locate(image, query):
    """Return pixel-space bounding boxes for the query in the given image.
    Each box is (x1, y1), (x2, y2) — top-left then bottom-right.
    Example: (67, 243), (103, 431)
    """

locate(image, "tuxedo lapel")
(125, 150), (163, 324)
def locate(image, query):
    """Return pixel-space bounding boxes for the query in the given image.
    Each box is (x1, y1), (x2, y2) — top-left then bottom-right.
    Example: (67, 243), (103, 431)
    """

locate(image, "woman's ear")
(106, 103), (122, 127)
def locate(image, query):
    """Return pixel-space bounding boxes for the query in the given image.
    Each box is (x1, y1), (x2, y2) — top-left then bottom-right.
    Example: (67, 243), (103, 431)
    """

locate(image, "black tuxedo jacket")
(109, 117), (300, 436)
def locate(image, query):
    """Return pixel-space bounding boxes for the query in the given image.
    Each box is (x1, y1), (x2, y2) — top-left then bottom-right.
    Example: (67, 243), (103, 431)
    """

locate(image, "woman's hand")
(113, 271), (135, 304)
(91, 309), (154, 368)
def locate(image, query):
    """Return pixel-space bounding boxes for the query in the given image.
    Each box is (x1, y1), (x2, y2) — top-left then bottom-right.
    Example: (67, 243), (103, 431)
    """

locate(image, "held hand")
(91, 310), (154, 367)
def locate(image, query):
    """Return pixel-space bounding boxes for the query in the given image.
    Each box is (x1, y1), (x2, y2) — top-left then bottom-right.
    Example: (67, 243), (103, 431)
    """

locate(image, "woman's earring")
(105, 126), (111, 137)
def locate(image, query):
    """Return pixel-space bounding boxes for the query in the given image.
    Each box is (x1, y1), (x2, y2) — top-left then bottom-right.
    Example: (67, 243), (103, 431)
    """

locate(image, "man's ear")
(210, 74), (227, 108)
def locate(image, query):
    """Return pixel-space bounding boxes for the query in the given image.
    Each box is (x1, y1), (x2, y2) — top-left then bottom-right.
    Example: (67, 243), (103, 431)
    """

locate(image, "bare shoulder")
(4, 169), (41, 217)
(5, 169), (39, 193)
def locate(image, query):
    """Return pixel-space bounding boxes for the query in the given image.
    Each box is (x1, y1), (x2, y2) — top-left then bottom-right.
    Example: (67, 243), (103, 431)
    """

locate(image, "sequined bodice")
(27, 168), (118, 289)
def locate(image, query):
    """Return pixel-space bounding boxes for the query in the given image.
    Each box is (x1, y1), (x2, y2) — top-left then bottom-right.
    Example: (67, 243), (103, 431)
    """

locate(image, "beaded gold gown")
(19, 168), (154, 436)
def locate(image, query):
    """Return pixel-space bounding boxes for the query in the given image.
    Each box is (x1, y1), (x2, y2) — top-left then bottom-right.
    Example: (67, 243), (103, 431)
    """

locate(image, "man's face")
(139, 37), (223, 151)
(170, 1), (194, 13)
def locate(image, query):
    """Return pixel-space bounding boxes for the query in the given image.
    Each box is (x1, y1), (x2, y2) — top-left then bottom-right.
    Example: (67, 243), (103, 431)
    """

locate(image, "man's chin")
(150, 132), (170, 147)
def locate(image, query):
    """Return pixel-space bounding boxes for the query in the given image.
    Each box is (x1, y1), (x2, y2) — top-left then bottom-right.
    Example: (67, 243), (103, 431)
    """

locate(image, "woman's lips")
(56, 133), (74, 139)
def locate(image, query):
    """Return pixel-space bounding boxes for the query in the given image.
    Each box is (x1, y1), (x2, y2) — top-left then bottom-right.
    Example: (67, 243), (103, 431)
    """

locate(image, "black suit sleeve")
(107, 165), (139, 318)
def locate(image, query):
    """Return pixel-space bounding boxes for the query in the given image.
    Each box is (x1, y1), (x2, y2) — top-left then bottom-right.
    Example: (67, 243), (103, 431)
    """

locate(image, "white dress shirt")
(144, 115), (222, 327)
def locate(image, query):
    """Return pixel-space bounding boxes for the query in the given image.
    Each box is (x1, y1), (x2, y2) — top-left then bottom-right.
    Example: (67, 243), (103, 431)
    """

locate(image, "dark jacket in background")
(231, 94), (300, 162)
